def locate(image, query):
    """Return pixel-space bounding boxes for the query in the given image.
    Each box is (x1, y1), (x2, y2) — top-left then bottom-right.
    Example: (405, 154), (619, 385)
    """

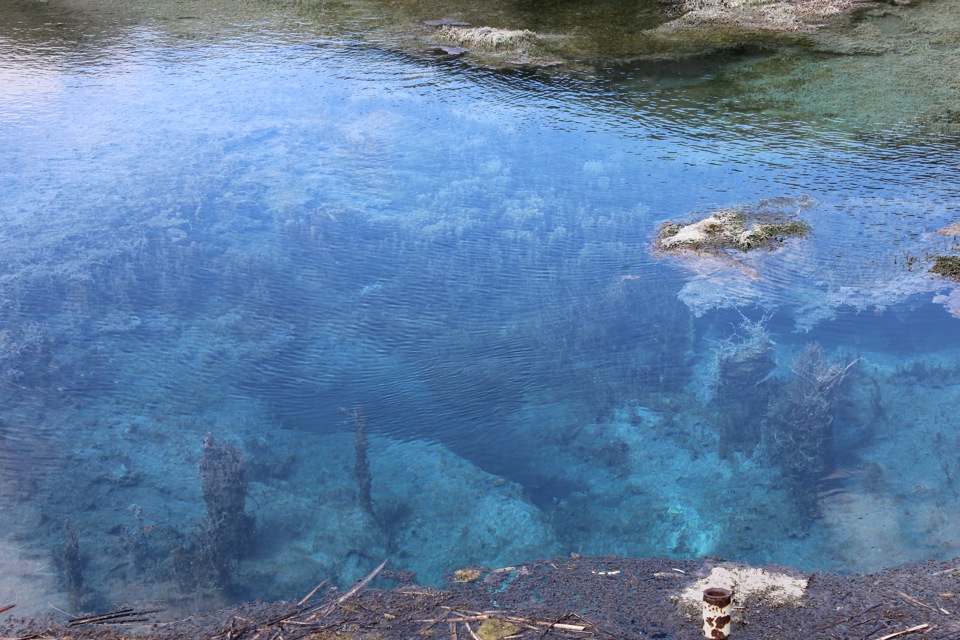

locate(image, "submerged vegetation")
(765, 342), (859, 514)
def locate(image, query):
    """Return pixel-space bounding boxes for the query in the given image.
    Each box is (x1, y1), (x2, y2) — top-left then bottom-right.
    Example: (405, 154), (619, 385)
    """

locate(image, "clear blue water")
(2, 0), (960, 617)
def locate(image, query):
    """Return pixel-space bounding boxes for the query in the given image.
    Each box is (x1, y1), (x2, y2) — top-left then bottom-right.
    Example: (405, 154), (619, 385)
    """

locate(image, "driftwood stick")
(335, 560), (387, 606)
(67, 607), (163, 626)
(255, 605), (318, 629)
(419, 610), (450, 634)
(442, 606), (500, 616)
(436, 612), (588, 633)
(875, 623), (931, 640)
(897, 591), (938, 613)
(304, 559), (387, 622)
(433, 612), (588, 633)
(297, 579), (330, 606)
(463, 621), (482, 640)
(566, 612), (619, 638)
(850, 616), (879, 629)
(513, 617), (587, 632)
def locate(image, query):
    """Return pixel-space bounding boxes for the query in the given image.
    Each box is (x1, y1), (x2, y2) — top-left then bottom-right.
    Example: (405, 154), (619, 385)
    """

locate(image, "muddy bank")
(4, 555), (960, 639)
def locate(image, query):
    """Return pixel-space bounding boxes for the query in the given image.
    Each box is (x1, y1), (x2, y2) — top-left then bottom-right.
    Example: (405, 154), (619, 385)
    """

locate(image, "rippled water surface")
(2, 0), (960, 618)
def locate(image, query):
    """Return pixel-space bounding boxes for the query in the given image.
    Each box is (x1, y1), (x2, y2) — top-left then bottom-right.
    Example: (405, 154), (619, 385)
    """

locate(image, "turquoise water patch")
(2, 0), (960, 619)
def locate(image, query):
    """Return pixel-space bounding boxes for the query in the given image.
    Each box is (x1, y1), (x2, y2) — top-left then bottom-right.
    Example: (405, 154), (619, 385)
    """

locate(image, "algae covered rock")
(930, 255), (960, 282)
(434, 25), (536, 51)
(655, 202), (811, 255)
(926, 222), (960, 282)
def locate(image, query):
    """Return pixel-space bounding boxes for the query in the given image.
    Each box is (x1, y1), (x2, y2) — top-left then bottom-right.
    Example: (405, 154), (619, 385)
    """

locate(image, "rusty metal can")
(702, 587), (733, 639)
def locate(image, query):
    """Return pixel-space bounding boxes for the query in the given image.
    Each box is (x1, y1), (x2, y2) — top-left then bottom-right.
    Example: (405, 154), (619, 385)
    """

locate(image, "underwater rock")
(305, 508), (388, 586)
(656, 199), (813, 321)
(667, 198), (946, 330)
(372, 439), (559, 584)
(95, 311), (142, 335)
(805, 21), (892, 56)
(250, 433), (554, 595)
(430, 44), (470, 56)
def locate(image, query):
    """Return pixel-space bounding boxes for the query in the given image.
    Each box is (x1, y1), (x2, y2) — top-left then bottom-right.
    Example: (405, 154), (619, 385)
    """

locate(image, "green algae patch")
(930, 255), (960, 282)
(655, 205), (811, 255)
(478, 618), (520, 639)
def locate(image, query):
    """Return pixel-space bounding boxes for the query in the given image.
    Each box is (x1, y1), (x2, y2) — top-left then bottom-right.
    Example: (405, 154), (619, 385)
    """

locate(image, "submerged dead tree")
(61, 525), (85, 613)
(765, 343), (859, 512)
(173, 434), (255, 596)
(199, 434), (255, 558)
(350, 407), (374, 516)
(712, 316), (776, 458)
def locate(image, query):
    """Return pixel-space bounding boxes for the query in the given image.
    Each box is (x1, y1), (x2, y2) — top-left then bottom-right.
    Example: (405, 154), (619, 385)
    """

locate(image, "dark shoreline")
(4, 554), (960, 639)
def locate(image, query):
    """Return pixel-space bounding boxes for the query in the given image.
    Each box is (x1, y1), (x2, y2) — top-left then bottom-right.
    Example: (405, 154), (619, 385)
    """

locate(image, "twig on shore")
(304, 559), (387, 622)
(874, 623), (931, 640)
(897, 591), (938, 614)
(463, 620), (482, 640)
(817, 603), (882, 631)
(296, 578), (330, 606)
(67, 607), (164, 627)
(420, 609), (590, 634)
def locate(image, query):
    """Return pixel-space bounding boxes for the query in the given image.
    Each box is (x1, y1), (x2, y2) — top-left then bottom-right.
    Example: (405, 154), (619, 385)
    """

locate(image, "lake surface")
(2, 0), (960, 618)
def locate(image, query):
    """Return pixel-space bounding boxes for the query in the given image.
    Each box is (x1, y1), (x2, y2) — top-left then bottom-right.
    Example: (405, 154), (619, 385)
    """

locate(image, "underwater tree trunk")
(172, 434), (257, 595)
(352, 407), (374, 516)
(712, 316), (776, 458)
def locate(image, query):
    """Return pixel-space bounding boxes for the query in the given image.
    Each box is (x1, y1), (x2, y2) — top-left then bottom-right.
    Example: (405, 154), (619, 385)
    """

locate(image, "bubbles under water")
(2, 0), (960, 619)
